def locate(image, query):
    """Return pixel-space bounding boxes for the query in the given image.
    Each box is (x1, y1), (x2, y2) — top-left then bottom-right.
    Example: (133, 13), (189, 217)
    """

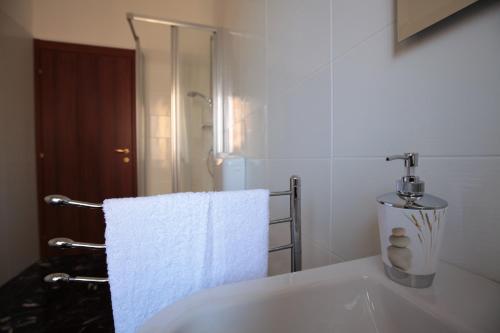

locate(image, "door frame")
(34, 39), (137, 256)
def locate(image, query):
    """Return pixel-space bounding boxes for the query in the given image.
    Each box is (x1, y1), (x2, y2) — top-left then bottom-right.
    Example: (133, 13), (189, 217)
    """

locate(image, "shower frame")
(127, 13), (223, 193)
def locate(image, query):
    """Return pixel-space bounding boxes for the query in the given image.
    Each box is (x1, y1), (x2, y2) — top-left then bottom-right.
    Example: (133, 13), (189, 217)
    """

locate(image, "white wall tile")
(302, 237), (343, 270)
(269, 236), (342, 275)
(332, 156), (500, 282)
(267, 157), (334, 274)
(245, 158), (269, 189)
(268, 159), (332, 248)
(333, 6), (500, 157)
(331, 158), (400, 260)
(332, 0), (393, 60)
(220, 0), (500, 283)
(268, 65), (332, 159)
(219, 0), (268, 159)
(267, 0), (331, 97)
(240, 108), (267, 159)
(223, 32), (266, 111)
(268, 246), (291, 276)
(419, 157), (500, 282)
(218, 0), (266, 37)
(221, 0), (336, 273)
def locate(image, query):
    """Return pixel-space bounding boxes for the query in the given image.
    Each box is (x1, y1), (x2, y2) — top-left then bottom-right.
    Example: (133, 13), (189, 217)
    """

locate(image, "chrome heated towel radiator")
(44, 176), (302, 283)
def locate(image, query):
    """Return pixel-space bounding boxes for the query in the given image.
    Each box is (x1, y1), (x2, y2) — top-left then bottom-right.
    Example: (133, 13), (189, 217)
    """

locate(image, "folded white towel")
(103, 189), (269, 333)
(207, 190), (270, 287)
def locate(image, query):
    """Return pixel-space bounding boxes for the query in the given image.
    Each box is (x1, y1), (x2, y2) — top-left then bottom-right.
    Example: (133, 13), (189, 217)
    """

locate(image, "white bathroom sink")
(139, 256), (500, 333)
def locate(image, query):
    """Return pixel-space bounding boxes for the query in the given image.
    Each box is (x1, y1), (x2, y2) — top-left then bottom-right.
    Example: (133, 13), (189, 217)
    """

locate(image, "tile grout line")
(264, 0), (269, 164)
(332, 20), (395, 65)
(332, 155), (500, 159)
(329, 0), (335, 257)
(269, 60), (332, 100)
(267, 158), (333, 161)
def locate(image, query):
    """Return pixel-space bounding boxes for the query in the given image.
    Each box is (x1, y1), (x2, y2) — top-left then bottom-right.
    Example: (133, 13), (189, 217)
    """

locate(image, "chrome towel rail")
(44, 195), (103, 209)
(44, 273), (109, 283)
(44, 175), (301, 283)
(48, 237), (106, 250)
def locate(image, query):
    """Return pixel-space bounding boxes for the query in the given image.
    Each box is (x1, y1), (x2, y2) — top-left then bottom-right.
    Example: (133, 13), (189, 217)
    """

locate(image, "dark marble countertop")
(0, 254), (114, 333)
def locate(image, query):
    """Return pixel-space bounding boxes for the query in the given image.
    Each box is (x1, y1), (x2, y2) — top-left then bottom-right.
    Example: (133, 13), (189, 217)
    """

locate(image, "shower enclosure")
(127, 14), (222, 195)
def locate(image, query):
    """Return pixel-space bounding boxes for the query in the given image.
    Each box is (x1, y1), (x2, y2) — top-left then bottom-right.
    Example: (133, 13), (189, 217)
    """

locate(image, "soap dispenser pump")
(377, 153), (448, 288)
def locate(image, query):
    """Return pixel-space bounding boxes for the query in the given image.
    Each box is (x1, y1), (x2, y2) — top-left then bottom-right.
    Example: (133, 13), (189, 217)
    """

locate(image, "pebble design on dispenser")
(387, 227), (412, 271)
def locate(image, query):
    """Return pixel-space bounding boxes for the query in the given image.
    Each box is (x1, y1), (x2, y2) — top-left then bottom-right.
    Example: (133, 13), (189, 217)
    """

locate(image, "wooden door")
(35, 40), (136, 257)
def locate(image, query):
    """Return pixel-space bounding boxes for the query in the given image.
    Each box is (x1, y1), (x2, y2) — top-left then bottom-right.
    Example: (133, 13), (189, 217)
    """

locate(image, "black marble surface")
(0, 254), (114, 333)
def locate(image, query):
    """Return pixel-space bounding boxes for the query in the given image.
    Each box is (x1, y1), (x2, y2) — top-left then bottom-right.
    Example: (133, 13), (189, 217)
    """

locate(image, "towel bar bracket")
(269, 243), (293, 253)
(44, 273), (109, 284)
(44, 195), (103, 209)
(48, 237), (106, 250)
(269, 217), (292, 225)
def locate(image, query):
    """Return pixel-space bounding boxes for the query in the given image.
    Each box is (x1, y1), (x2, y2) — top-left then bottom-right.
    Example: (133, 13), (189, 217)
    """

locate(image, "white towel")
(103, 189), (269, 333)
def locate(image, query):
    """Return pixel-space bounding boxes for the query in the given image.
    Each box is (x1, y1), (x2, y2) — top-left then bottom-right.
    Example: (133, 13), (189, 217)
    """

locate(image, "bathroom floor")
(0, 254), (113, 332)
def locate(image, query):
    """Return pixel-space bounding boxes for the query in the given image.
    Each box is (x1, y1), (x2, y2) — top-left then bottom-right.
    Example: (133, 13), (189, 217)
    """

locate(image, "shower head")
(187, 91), (201, 98)
(187, 91), (212, 105)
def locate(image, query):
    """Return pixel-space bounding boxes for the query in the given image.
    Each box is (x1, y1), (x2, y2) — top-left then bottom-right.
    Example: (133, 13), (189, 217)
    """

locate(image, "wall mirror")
(397, 0), (478, 41)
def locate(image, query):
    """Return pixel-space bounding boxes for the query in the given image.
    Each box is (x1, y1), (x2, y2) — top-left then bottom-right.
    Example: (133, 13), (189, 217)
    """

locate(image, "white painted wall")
(219, 0), (500, 282)
(0, 0), (38, 285)
(32, 0), (218, 49)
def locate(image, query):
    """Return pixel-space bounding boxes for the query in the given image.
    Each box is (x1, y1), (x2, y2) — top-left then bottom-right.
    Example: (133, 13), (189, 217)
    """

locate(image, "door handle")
(114, 148), (130, 154)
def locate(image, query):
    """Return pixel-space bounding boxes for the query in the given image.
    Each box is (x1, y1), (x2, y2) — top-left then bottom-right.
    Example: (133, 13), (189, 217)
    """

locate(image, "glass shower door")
(130, 15), (219, 195)
(172, 27), (215, 192)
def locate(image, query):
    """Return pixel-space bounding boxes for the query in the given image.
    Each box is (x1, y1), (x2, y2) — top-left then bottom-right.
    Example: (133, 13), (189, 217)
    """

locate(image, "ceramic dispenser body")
(377, 153), (448, 288)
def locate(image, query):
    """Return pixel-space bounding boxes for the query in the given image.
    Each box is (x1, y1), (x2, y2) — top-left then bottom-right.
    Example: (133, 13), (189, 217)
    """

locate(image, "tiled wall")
(217, 0), (267, 160)
(220, 0), (500, 282)
(266, 0), (339, 274)
(331, 0), (500, 282)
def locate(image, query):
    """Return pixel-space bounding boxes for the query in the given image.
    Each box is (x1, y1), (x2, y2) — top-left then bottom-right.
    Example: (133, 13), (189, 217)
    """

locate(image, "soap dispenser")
(377, 153), (447, 288)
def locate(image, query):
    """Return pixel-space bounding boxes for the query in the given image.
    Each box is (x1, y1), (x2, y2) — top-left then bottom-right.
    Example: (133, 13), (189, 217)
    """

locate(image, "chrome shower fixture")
(187, 91), (212, 105)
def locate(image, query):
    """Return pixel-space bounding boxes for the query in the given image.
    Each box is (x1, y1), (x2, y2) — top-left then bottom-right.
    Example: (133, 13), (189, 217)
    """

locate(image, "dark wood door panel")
(35, 40), (136, 257)
(38, 49), (81, 252)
